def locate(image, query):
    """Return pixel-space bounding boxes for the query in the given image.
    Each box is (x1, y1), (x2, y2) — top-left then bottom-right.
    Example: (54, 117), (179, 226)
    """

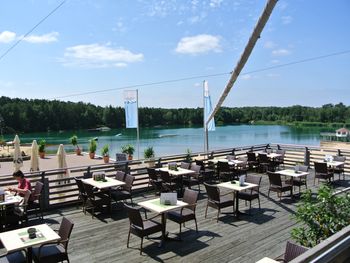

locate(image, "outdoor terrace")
(1, 143), (349, 262)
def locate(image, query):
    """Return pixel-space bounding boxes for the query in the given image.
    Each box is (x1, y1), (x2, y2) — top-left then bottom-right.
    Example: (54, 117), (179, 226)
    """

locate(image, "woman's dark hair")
(13, 170), (25, 178)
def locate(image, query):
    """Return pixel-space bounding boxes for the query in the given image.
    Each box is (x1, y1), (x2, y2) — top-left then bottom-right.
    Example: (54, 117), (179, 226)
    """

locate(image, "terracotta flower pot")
(89, 152), (95, 159)
(76, 148), (81, 156)
(128, 154), (133, 160)
(103, 156), (110, 163)
(39, 151), (45, 159)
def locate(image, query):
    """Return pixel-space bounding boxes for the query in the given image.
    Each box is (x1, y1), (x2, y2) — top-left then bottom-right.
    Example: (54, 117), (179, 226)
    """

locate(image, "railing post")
(338, 149), (342, 156)
(84, 166), (91, 178)
(304, 147), (310, 168)
(41, 172), (50, 210)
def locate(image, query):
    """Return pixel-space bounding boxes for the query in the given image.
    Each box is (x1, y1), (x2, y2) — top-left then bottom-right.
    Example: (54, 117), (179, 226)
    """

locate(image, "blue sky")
(0, 0), (349, 108)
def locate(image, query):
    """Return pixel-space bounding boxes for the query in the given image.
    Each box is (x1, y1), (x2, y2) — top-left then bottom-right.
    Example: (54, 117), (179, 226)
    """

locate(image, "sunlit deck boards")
(35, 171), (349, 263)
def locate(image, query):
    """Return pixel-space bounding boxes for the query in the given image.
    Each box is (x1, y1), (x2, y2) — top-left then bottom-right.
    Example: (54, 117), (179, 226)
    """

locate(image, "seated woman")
(7, 170), (32, 203)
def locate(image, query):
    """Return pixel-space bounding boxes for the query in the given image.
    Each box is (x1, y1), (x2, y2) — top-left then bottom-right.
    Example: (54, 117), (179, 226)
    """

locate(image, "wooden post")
(41, 172), (50, 210)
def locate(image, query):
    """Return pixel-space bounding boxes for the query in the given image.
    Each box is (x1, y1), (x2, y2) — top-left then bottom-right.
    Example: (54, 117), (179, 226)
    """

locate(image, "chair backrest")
(181, 162), (190, 169)
(160, 170), (172, 183)
(115, 171), (126, 181)
(58, 217), (74, 250)
(284, 241), (309, 262)
(204, 183), (220, 202)
(183, 189), (199, 211)
(265, 148), (273, 154)
(267, 172), (282, 187)
(333, 155), (346, 168)
(195, 160), (205, 171)
(116, 153), (127, 162)
(190, 164), (201, 173)
(297, 165), (308, 172)
(217, 161), (230, 172)
(125, 204), (143, 229)
(83, 183), (95, 199)
(123, 174), (134, 192)
(247, 152), (257, 161)
(246, 174), (262, 191)
(75, 177), (86, 195)
(276, 149), (286, 160)
(314, 162), (328, 173)
(236, 158), (248, 169)
(226, 155), (235, 161)
(258, 153), (269, 162)
(147, 168), (158, 181)
(31, 181), (44, 201)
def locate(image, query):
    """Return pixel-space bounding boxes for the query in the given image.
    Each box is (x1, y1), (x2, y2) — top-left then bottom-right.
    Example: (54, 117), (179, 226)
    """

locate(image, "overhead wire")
(0, 0), (66, 62)
(49, 49), (350, 100)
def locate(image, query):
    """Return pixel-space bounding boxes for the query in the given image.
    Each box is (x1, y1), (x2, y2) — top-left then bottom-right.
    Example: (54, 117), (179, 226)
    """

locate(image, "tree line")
(0, 96), (349, 134)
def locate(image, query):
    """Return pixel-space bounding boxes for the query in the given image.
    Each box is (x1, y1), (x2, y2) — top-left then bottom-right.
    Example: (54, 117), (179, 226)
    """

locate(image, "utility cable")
(0, 0), (66, 62)
(50, 49), (350, 100)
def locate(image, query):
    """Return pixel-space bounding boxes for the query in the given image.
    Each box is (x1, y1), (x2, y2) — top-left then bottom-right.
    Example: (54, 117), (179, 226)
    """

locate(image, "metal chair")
(267, 172), (293, 201)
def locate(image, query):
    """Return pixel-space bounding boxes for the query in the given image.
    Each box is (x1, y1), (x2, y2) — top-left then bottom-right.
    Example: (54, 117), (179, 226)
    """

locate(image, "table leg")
(159, 213), (166, 247)
(27, 247), (33, 262)
(235, 191), (240, 219)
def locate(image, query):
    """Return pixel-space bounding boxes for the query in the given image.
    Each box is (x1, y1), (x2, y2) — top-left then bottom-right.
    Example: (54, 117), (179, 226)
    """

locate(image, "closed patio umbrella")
(30, 140), (40, 172)
(13, 134), (23, 172)
(57, 144), (69, 184)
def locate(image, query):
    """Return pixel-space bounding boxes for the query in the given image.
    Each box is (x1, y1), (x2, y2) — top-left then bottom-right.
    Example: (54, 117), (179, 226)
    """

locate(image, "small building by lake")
(320, 127), (350, 142)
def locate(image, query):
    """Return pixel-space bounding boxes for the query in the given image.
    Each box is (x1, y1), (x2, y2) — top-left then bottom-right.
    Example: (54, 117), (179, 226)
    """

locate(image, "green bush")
(89, 139), (97, 153)
(121, 144), (135, 155)
(38, 139), (46, 153)
(101, 144), (109, 157)
(144, 146), (155, 159)
(70, 135), (78, 147)
(291, 185), (350, 248)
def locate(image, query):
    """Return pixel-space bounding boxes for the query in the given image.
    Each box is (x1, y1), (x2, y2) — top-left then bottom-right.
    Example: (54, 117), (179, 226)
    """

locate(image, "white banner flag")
(204, 81), (215, 131)
(124, 90), (138, 128)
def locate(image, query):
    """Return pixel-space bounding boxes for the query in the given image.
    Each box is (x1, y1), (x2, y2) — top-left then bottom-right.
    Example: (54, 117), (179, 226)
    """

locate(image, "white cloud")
(210, 0), (223, 8)
(281, 16), (293, 25)
(175, 34), (221, 55)
(272, 48), (290, 56)
(0, 31), (16, 43)
(264, 40), (276, 49)
(241, 74), (252, 80)
(62, 43), (144, 68)
(22, 32), (59, 43)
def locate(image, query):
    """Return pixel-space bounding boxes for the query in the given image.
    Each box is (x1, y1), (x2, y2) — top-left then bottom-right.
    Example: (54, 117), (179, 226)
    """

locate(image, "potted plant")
(38, 139), (46, 159)
(184, 148), (193, 163)
(144, 146), (155, 167)
(121, 144), (135, 160)
(89, 139), (97, 159)
(101, 144), (110, 163)
(70, 135), (81, 155)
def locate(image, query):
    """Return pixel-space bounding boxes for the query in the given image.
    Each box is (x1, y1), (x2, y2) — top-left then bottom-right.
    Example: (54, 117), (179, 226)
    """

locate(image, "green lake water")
(3, 125), (322, 158)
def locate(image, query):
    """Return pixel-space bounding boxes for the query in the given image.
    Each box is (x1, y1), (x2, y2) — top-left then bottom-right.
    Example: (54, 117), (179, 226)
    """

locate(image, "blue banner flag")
(124, 90), (138, 128)
(204, 81), (215, 131)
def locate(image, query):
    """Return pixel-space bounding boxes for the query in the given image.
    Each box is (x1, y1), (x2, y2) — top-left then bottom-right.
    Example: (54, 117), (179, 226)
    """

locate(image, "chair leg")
(179, 224), (182, 238)
(268, 189), (270, 198)
(217, 208), (220, 223)
(258, 197), (261, 209)
(140, 237), (143, 255)
(249, 201), (252, 215)
(205, 204), (208, 218)
(194, 217), (198, 232)
(127, 229), (131, 248)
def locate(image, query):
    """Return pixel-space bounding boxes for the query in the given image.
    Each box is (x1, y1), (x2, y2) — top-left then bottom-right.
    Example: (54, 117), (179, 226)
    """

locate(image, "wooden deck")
(20, 170), (350, 263)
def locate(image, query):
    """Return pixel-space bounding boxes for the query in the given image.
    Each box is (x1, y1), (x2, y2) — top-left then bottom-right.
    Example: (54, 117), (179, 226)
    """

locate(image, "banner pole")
(136, 89), (140, 159)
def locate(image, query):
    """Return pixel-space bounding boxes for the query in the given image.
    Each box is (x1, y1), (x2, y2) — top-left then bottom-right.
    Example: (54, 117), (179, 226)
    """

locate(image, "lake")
(4, 125), (322, 158)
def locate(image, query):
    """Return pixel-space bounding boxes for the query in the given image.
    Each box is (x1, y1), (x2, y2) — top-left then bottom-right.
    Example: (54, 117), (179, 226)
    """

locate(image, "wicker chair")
(267, 172), (293, 201)
(314, 162), (334, 185)
(275, 149), (286, 169)
(195, 160), (215, 182)
(0, 250), (27, 263)
(26, 181), (44, 220)
(115, 171), (126, 182)
(183, 164), (202, 192)
(167, 189), (199, 238)
(258, 153), (271, 173)
(125, 204), (162, 255)
(237, 175), (262, 214)
(147, 168), (162, 194)
(332, 155), (346, 180)
(217, 161), (234, 182)
(246, 152), (259, 171)
(290, 165), (308, 193)
(74, 178), (87, 213)
(111, 174), (134, 204)
(275, 241), (309, 262)
(180, 162), (191, 169)
(204, 183), (234, 222)
(32, 217), (74, 263)
(84, 183), (111, 218)
(160, 170), (178, 192)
